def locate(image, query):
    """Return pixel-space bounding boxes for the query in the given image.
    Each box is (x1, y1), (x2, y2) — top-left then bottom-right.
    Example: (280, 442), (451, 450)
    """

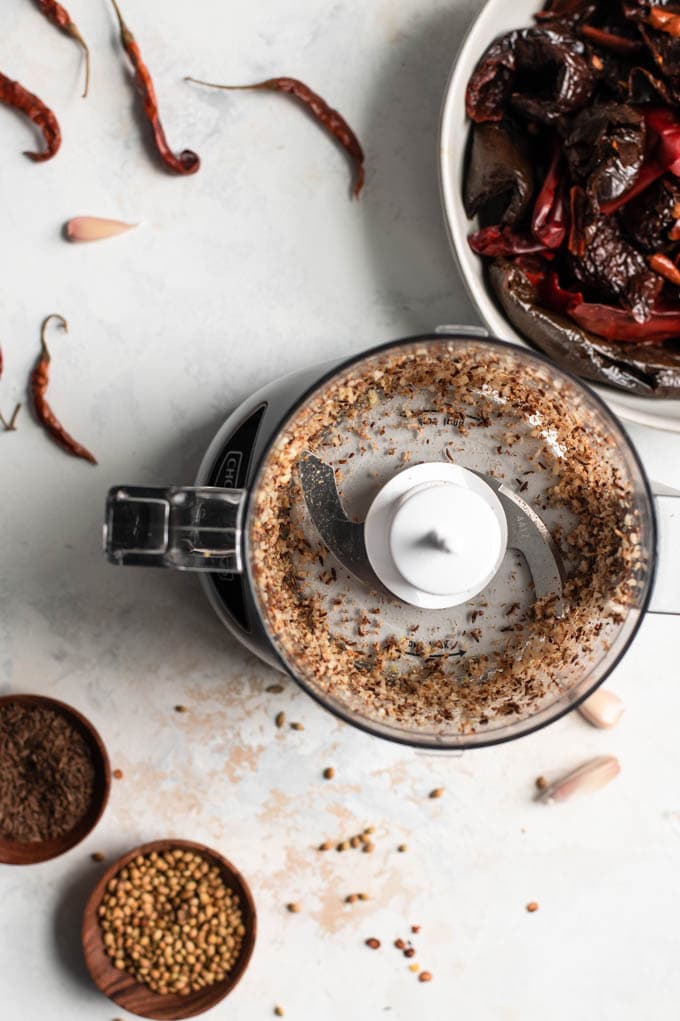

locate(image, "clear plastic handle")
(649, 484), (680, 616)
(104, 486), (245, 572)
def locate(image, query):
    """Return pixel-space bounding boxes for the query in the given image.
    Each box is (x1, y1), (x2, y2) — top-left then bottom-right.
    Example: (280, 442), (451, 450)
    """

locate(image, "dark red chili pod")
(34, 0), (90, 98)
(0, 72), (61, 161)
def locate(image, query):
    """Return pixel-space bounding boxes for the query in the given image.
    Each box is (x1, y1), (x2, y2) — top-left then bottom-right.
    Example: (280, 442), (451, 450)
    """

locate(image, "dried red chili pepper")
(186, 75), (365, 199)
(34, 0), (90, 98)
(532, 148), (567, 249)
(110, 0), (200, 176)
(0, 72), (61, 161)
(647, 8), (680, 39)
(30, 315), (97, 464)
(468, 225), (552, 257)
(579, 25), (643, 56)
(648, 252), (680, 286)
(0, 346), (21, 433)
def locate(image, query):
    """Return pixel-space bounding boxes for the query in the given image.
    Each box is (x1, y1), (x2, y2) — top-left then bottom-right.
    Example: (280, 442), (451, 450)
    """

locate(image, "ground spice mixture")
(0, 701), (95, 843)
(250, 339), (650, 740)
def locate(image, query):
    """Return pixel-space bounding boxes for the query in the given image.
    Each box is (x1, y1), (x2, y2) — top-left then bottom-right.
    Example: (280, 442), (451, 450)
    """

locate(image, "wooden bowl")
(82, 839), (257, 1020)
(0, 694), (111, 866)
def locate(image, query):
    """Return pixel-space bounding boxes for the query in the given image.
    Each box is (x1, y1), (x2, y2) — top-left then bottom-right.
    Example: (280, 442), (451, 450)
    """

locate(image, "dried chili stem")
(111, 0), (200, 175)
(185, 75), (365, 199)
(35, 0), (90, 98)
(30, 315), (97, 465)
(0, 72), (61, 161)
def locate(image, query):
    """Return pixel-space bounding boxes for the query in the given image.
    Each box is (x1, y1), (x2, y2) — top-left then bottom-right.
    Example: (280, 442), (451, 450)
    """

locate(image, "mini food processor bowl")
(244, 333), (657, 751)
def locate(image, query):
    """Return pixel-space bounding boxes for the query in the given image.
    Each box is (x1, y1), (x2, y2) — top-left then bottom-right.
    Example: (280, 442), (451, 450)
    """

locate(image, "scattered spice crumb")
(409, 963), (420, 973)
(274, 1008), (285, 1017)
(397, 844), (408, 853)
(429, 788), (444, 799)
(395, 939), (406, 950)
(411, 925), (421, 934)
(174, 704), (188, 713)
(363, 826), (375, 835)
(358, 892), (369, 901)
(91, 852), (105, 863)
(290, 721), (304, 731)
(318, 841), (333, 852)
(345, 893), (358, 904)
(275, 711), (286, 729)
(266, 684), (285, 694)
(526, 901), (539, 913)
(113, 769), (123, 780)
(337, 841), (350, 852)
(419, 971), (433, 983)
(286, 902), (301, 914)
(323, 766), (335, 780)
(363, 841), (375, 853)
(366, 938), (381, 949)
(350, 835), (361, 849)
(404, 947), (415, 958)
(535, 776), (549, 791)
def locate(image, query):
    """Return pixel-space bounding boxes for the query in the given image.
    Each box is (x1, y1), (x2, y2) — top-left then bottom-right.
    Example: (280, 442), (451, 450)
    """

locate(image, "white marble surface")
(2, 1), (680, 1019)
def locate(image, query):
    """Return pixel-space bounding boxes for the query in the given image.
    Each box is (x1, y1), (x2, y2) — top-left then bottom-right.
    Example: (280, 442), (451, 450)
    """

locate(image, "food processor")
(104, 330), (677, 750)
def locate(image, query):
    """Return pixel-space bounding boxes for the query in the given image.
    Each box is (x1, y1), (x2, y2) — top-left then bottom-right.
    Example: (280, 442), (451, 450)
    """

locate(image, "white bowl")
(438, 0), (680, 433)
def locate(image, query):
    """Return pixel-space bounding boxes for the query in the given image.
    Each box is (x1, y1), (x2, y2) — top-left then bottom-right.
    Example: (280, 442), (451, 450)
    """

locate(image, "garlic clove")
(65, 216), (137, 243)
(578, 689), (624, 729)
(535, 755), (621, 804)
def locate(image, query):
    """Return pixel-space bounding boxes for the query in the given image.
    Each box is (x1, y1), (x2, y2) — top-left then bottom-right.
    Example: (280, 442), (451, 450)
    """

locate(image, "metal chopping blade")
(298, 454), (565, 612)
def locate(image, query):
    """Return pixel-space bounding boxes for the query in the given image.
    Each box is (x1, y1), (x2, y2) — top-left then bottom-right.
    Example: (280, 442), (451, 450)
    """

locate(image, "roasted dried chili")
(34, 0), (90, 98)
(186, 76), (365, 199)
(648, 252), (680, 285)
(579, 26), (643, 57)
(0, 346), (21, 433)
(110, 0), (200, 175)
(0, 72), (61, 161)
(30, 315), (97, 465)
(647, 8), (680, 40)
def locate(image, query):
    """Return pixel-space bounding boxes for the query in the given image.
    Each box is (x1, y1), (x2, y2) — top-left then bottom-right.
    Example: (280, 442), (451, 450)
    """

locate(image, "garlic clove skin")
(578, 689), (624, 729)
(535, 755), (621, 804)
(65, 216), (137, 243)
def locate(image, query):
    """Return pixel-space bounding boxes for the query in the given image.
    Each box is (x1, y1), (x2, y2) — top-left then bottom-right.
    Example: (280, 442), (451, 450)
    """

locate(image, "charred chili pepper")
(0, 346), (21, 433)
(648, 252), (680, 285)
(30, 315), (97, 464)
(579, 26), (643, 57)
(532, 147), (567, 249)
(34, 0), (90, 98)
(0, 72), (61, 161)
(110, 0), (200, 176)
(186, 75), (365, 199)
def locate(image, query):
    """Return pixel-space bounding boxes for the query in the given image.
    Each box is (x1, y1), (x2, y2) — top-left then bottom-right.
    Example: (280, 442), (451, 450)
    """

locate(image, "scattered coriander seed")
(286, 902), (301, 913)
(275, 712), (286, 729)
(526, 901), (539, 913)
(411, 925), (421, 934)
(274, 1008), (285, 1017)
(337, 841), (350, 852)
(363, 841), (375, 854)
(290, 722), (304, 731)
(419, 971), (433, 983)
(397, 844), (408, 853)
(346, 893), (358, 904)
(409, 963), (420, 973)
(395, 939), (406, 950)
(535, 776), (549, 791)
(112, 769), (124, 780)
(404, 948), (415, 958)
(363, 826), (375, 835)
(91, 851), (106, 862)
(174, 704), (188, 713)
(429, 788), (444, 799)
(365, 938), (381, 950)
(323, 766), (335, 780)
(350, 836), (361, 849)
(266, 684), (285, 694)
(358, 893), (369, 901)
(318, 841), (333, 852)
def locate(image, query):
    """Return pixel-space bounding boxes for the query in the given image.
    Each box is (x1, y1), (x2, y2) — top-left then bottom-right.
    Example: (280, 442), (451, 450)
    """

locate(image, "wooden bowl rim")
(0, 693), (111, 866)
(82, 838), (257, 1020)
